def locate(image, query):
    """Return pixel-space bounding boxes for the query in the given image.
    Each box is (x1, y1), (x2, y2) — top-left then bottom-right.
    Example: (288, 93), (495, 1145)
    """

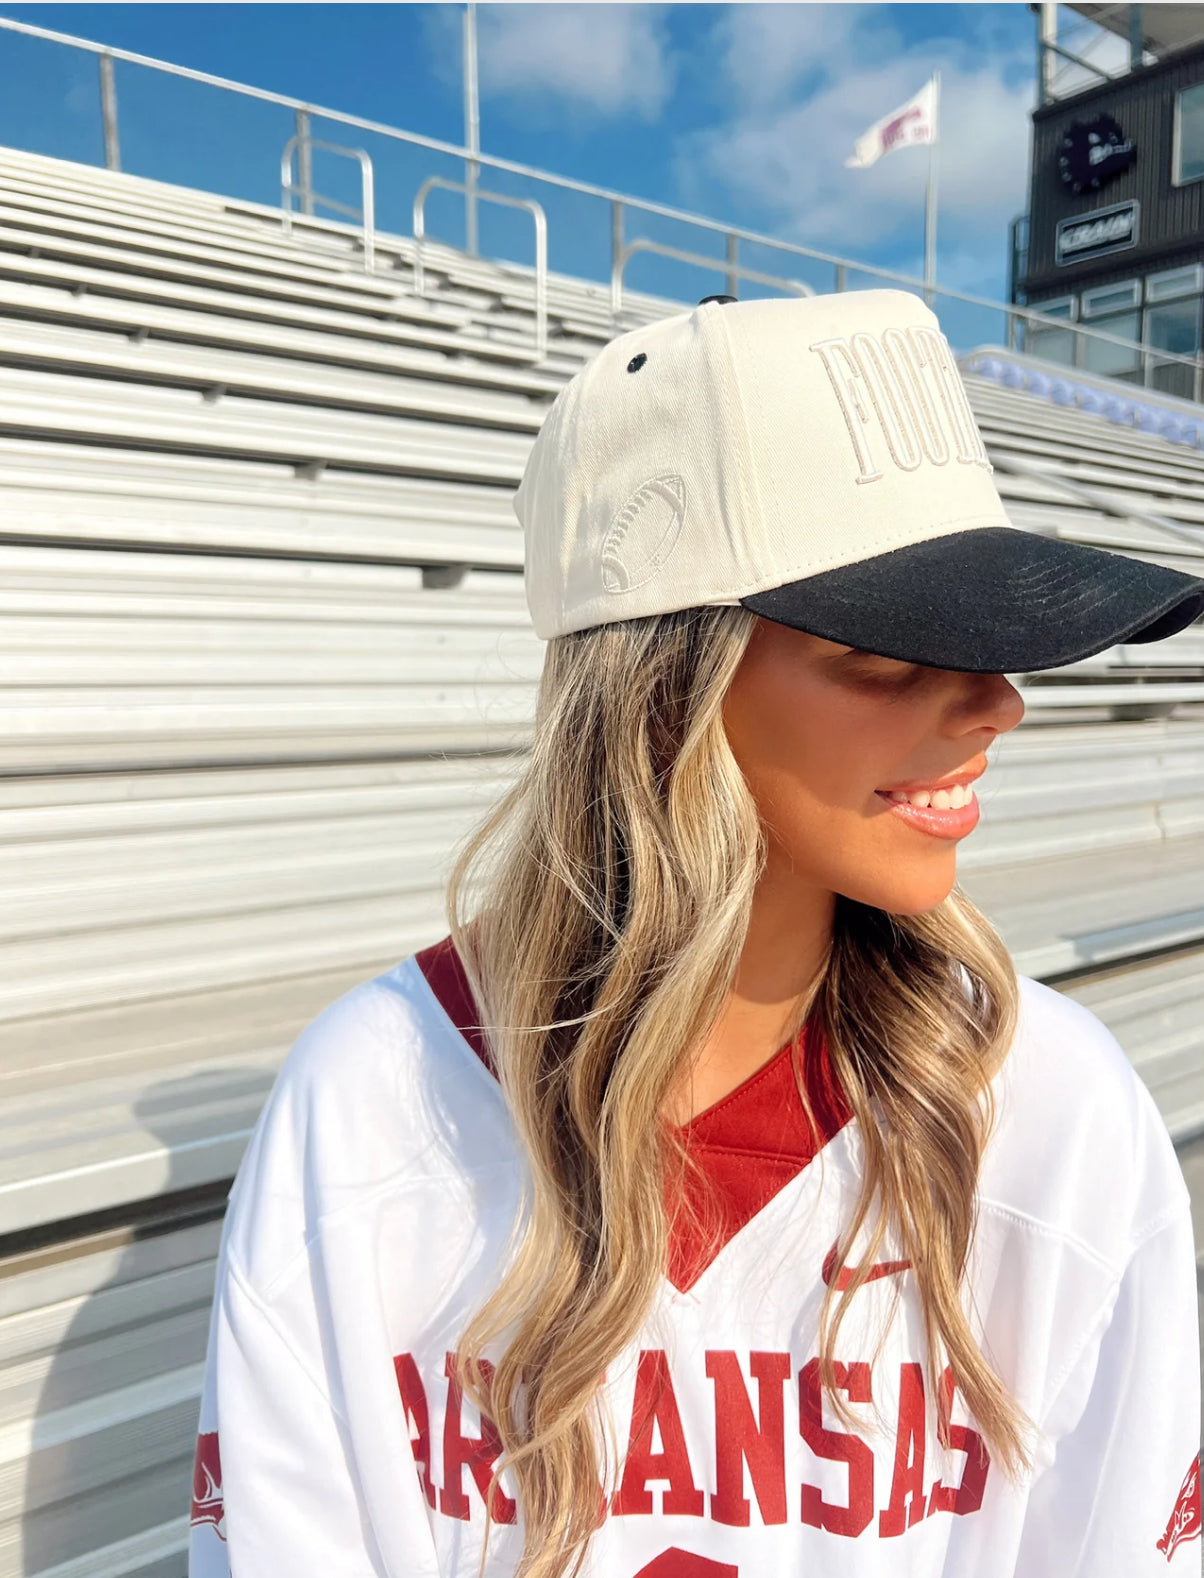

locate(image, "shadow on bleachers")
(16, 1071), (269, 1578)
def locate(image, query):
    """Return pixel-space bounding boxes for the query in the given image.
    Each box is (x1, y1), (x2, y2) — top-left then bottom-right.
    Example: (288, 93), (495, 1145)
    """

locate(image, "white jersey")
(188, 935), (1202, 1578)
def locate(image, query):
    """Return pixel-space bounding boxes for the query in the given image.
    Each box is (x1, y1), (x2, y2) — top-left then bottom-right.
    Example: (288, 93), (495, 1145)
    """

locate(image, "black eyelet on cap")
(698, 294), (738, 306)
(627, 352), (647, 373)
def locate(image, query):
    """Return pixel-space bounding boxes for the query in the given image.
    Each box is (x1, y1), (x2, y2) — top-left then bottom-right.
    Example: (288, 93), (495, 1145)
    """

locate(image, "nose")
(945, 670), (1025, 741)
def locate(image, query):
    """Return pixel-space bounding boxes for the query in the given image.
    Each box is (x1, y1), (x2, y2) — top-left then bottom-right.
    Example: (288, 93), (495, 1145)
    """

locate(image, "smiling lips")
(874, 767), (984, 838)
(883, 782), (975, 811)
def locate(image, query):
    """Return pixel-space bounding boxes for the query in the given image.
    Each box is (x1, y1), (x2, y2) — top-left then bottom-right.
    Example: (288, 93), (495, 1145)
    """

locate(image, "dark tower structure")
(1015, 3), (1204, 400)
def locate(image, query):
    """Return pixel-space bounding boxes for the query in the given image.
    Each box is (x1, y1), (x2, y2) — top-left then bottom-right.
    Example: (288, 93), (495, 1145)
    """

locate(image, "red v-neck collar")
(414, 932), (494, 1072)
(667, 1012), (851, 1290)
(413, 934), (853, 1293)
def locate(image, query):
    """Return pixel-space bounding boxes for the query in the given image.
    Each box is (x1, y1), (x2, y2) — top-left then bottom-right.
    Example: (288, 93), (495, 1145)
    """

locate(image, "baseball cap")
(514, 289), (1204, 673)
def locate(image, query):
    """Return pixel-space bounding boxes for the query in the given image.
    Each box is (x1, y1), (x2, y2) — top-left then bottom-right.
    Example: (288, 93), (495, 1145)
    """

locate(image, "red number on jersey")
(633, 1551), (738, 1577)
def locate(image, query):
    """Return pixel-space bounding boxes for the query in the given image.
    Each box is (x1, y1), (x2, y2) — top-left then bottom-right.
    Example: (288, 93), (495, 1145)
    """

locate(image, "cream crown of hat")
(514, 289), (1204, 673)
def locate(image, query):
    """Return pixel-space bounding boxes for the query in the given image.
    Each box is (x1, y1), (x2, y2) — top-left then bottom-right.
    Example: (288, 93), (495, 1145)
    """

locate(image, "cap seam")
(724, 511), (1012, 604)
(714, 304), (775, 586)
(539, 510), (1015, 637)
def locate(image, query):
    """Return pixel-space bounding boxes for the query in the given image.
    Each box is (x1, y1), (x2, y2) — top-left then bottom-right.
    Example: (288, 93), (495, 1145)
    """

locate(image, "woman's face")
(721, 617), (1026, 916)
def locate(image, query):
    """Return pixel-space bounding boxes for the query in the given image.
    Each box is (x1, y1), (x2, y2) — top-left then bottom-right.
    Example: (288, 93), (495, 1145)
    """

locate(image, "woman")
(189, 291), (1204, 1578)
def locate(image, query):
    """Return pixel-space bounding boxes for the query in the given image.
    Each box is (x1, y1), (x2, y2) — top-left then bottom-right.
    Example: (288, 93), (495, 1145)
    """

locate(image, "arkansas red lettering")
(395, 1349), (989, 1536)
(616, 1350), (706, 1516)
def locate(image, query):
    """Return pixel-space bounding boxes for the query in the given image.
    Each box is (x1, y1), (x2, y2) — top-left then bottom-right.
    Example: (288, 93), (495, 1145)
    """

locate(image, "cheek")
(726, 680), (897, 818)
(724, 686), (959, 913)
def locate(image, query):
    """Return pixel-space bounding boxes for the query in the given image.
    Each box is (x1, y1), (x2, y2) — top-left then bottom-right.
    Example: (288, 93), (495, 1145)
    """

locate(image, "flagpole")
(924, 71), (940, 307)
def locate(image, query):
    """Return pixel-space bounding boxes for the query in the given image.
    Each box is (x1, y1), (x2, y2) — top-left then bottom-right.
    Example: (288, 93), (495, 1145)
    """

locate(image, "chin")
(842, 864), (958, 916)
(882, 889), (956, 917)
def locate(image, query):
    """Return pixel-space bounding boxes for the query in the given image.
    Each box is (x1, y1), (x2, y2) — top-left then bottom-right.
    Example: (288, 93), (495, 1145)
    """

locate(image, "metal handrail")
(280, 133), (375, 272)
(1043, 37), (1126, 88)
(611, 238), (814, 320)
(1008, 309), (1204, 381)
(1, 13), (1202, 392)
(413, 176), (547, 360)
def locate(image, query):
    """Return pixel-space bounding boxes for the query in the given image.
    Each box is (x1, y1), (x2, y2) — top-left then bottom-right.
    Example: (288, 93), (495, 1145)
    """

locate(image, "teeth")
(887, 783), (977, 810)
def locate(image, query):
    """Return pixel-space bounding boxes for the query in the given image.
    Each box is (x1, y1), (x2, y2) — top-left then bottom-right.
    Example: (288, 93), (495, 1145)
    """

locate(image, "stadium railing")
(0, 12), (1200, 394)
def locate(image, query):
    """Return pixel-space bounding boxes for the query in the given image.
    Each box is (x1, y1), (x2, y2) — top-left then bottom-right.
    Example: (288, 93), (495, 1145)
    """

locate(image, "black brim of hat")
(739, 526), (1204, 674)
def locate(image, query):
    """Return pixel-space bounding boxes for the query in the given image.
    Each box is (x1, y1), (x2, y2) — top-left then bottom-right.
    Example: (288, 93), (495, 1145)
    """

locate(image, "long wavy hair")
(444, 603), (1033, 1578)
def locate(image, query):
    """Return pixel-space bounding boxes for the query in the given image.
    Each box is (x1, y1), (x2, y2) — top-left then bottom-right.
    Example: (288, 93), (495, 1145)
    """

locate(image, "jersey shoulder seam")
(225, 1248), (349, 1425)
(243, 963), (519, 1305)
(975, 1194), (1124, 1278)
(250, 1155), (523, 1308)
(974, 1192), (1190, 1278)
(1028, 1201), (1193, 1434)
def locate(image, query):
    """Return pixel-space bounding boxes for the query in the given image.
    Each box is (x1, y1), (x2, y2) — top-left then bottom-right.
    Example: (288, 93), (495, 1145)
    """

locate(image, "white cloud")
(474, 3), (674, 120)
(715, 2), (883, 106)
(675, 6), (1034, 300)
(692, 59), (1031, 251)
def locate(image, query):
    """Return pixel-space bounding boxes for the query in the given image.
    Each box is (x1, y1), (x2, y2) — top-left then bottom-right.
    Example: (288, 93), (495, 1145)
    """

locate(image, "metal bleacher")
(0, 143), (586, 1578)
(959, 369), (1204, 1149)
(1, 137), (1204, 1577)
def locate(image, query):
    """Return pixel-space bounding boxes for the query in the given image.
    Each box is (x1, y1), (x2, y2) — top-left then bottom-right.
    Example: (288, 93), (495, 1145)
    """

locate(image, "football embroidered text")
(810, 326), (991, 485)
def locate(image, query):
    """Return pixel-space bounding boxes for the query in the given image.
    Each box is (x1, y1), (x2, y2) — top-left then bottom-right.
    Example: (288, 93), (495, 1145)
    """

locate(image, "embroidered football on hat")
(600, 473), (687, 595)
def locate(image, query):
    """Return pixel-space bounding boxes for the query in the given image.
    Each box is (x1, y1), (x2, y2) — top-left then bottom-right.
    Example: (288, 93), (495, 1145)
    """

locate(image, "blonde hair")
(445, 603), (1033, 1578)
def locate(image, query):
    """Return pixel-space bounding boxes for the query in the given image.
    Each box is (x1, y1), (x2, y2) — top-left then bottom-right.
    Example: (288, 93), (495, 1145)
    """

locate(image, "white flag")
(845, 77), (938, 170)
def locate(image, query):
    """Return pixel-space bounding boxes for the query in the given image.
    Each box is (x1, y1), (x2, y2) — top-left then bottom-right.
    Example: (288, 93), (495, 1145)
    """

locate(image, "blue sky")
(0, 3), (1065, 335)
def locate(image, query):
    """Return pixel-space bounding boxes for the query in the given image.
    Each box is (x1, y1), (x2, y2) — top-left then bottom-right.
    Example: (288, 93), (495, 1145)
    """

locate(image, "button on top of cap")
(698, 294), (738, 306)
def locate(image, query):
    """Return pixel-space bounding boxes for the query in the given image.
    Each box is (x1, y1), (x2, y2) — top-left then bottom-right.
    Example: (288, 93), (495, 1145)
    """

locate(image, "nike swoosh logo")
(822, 1238), (912, 1291)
